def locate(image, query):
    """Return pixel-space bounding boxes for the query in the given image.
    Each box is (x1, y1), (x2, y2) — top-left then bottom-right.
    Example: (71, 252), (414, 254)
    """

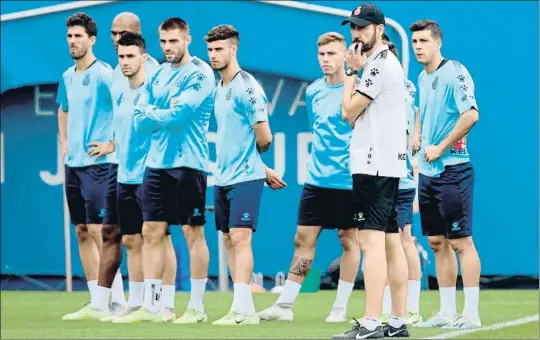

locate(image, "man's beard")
(361, 32), (376, 53)
(71, 49), (87, 60)
(171, 51), (185, 64)
(215, 61), (229, 72)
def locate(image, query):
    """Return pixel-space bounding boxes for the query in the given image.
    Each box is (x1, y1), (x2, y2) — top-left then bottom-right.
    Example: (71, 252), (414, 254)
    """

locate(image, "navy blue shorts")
(396, 188), (416, 229)
(117, 183), (143, 235)
(214, 179), (264, 233)
(352, 174), (400, 233)
(64, 164), (117, 225)
(418, 162), (474, 239)
(141, 167), (207, 226)
(297, 184), (355, 230)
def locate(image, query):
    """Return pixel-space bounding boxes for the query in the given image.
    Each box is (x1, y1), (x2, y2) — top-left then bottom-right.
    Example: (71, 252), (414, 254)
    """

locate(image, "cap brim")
(341, 17), (372, 27)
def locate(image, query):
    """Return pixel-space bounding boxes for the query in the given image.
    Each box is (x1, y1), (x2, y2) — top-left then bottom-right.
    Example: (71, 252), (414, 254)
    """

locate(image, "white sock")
(332, 280), (354, 310)
(230, 287), (238, 313)
(439, 287), (457, 317)
(406, 280), (421, 313)
(463, 287), (480, 320)
(389, 315), (406, 328)
(111, 271), (127, 306)
(233, 282), (255, 316)
(142, 279), (162, 313)
(161, 284), (176, 310)
(382, 286), (392, 314)
(187, 278), (207, 313)
(87, 280), (98, 299)
(363, 316), (381, 331)
(90, 286), (111, 311)
(128, 281), (144, 308)
(275, 280), (301, 309)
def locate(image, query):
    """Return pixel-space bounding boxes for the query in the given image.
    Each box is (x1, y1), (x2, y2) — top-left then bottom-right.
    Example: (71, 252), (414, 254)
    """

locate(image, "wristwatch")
(346, 67), (358, 76)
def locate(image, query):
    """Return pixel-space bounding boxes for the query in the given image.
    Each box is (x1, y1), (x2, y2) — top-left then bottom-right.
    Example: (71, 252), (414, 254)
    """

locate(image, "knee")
(142, 223), (166, 245)
(338, 229), (358, 252)
(223, 234), (233, 251)
(400, 231), (415, 249)
(229, 230), (251, 248)
(75, 224), (89, 242)
(122, 235), (143, 251)
(449, 237), (473, 254)
(101, 224), (120, 243)
(182, 225), (205, 248)
(293, 230), (316, 250)
(87, 224), (102, 240)
(428, 236), (449, 254)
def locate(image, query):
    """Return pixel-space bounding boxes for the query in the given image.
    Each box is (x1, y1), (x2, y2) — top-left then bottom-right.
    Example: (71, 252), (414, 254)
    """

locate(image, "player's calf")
(123, 234), (144, 309)
(75, 224), (100, 282)
(141, 222), (168, 313)
(399, 226), (422, 324)
(448, 236), (481, 326)
(385, 233), (408, 327)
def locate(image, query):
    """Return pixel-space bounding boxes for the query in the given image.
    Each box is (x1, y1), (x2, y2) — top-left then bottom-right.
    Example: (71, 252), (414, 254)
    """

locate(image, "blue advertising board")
(1, 1), (538, 281)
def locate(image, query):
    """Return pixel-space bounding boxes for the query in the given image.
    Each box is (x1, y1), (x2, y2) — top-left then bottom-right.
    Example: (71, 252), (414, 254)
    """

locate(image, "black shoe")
(383, 323), (410, 337)
(331, 319), (384, 339)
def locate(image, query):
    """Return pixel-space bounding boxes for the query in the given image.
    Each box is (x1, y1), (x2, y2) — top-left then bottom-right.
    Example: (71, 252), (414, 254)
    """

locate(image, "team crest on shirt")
(133, 93), (141, 105)
(196, 72), (205, 81)
(82, 74), (90, 86)
(353, 6), (361, 15)
(226, 88), (232, 100)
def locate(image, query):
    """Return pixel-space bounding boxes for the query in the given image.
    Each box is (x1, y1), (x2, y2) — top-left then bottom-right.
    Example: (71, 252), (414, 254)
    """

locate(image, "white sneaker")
(162, 307), (177, 322)
(325, 309), (347, 323)
(257, 305), (294, 321)
(413, 311), (455, 328)
(101, 306), (139, 322)
(442, 314), (482, 329)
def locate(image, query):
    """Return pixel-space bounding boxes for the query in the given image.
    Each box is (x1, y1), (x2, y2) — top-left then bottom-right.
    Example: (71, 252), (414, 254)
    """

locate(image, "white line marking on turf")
(422, 314), (539, 339)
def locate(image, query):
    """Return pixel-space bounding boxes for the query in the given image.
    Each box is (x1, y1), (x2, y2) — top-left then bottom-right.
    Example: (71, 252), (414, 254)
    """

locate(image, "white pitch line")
(422, 314), (539, 339)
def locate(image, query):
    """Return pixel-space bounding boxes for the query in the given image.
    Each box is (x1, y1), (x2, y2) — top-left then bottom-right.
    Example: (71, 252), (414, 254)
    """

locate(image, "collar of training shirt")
(367, 44), (389, 63)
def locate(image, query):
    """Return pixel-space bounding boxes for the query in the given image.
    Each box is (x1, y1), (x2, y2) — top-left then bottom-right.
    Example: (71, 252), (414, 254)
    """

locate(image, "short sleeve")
(56, 76), (68, 111)
(452, 63), (478, 114)
(242, 83), (268, 126)
(355, 60), (386, 100)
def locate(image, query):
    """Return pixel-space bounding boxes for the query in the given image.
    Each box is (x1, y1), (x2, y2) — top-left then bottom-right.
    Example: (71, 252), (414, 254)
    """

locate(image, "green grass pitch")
(1, 290), (538, 339)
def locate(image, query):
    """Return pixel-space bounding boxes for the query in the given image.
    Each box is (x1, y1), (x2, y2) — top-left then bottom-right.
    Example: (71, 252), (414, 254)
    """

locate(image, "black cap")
(341, 3), (385, 27)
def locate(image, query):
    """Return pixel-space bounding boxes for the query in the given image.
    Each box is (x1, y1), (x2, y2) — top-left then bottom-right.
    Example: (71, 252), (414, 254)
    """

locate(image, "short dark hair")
(409, 20), (442, 40)
(118, 32), (146, 53)
(160, 17), (189, 32)
(204, 25), (239, 43)
(66, 12), (97, 37)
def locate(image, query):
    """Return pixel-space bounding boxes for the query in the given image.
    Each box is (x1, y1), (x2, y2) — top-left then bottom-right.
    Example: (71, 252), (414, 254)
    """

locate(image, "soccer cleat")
(412, 311), (454, 328)
(325, 309), (348, 323)
(442, 314), (481, 329)
(101, 306), (140, 322)
(162, 307), (177, 322)
(406, 311), (423, 325)
(257, 305), (294, 321)
(212, 312), (260, 326)
(332, 319), (384, 339)
(62, 304), (110, 321)
(383, 323), (410, 337)
(211, 311), (236, 325)
(112, 308), (164, 323)
(173, 308), (207, 324)
(109, 302), (127, 316)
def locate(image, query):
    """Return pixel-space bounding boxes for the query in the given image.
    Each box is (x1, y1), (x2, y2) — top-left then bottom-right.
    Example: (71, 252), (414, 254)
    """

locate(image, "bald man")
(93, 12), (178, 323)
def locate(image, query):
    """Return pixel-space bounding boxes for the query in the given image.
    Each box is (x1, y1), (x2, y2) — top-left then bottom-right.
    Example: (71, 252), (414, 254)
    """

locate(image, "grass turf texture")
(1, 290), (538, 339)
